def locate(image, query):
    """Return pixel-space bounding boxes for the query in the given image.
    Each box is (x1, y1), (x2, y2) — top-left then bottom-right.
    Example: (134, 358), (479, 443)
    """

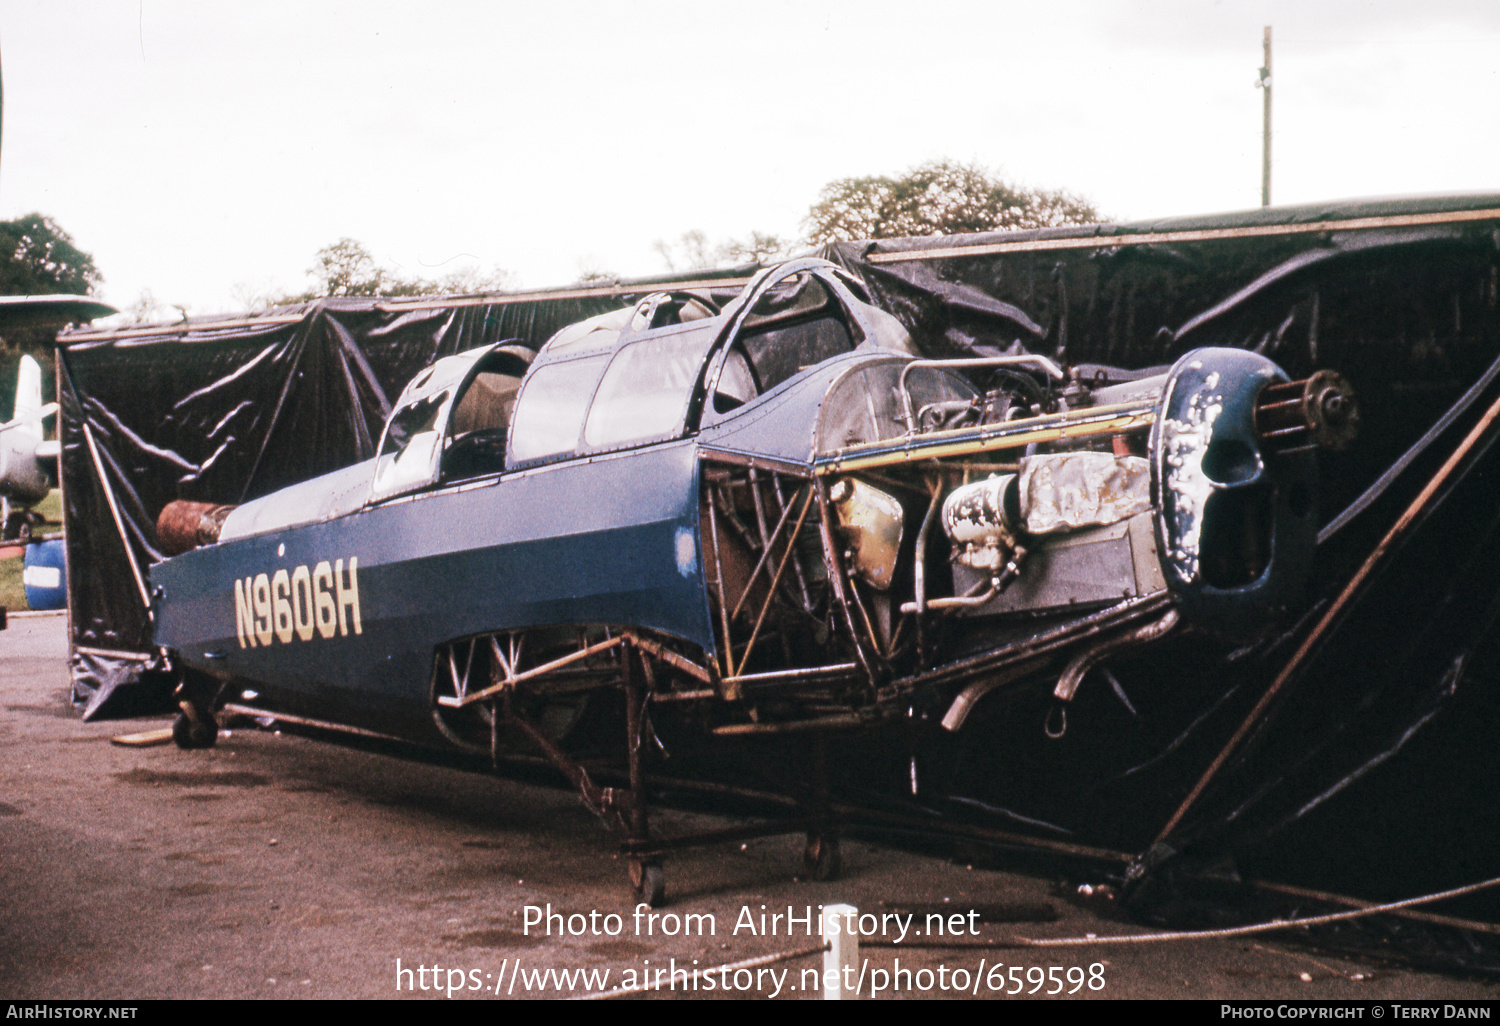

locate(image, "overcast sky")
(1, 1), (1497, 318)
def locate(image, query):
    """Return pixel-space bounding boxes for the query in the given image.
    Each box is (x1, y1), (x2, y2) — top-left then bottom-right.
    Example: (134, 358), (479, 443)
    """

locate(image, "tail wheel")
(630, 859), (666, 907)
(171, 667), (220, 750)
(171, 711), (218, 750)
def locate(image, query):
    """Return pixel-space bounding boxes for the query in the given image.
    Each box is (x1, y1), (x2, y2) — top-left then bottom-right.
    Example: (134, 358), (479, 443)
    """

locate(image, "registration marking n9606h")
(234, 557), (362, 648)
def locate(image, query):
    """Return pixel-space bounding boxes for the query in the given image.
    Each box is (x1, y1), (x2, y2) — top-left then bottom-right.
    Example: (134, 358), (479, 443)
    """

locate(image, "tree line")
(0, 157), (1102, 326)
(657, 159), (1101, 272)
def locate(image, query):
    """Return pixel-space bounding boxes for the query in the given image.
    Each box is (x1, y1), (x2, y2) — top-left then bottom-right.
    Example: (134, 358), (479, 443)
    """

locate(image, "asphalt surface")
(0, 613), (1495, 1001)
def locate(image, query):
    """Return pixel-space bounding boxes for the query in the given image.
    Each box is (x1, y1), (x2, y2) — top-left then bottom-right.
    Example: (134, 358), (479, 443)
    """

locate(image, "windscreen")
(738, 273), (856, 392)
(583, 331), (714, 448)
(507, 355), (609, 463)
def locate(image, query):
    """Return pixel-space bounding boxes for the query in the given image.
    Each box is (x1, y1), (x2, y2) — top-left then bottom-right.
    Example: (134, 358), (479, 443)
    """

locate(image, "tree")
(124, 288), (167, 324)
(311, 238), (387, 297)
(802, 159), (1102, 244)
(412, 264), (515, 296)
(0, 213), (102, 297)
(0, 214), (104, 420)
(652, 230), (715, 273)
(718, 231), (791, 266)
(653, 229), (792, 273)
(241, 240), (514, 308)
(309, 239), (512, 298)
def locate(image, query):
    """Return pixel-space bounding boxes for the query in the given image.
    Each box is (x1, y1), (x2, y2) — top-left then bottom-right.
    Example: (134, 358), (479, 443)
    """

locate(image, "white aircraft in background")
(0, 294), (117, 540)
(0, 352), (54, 539)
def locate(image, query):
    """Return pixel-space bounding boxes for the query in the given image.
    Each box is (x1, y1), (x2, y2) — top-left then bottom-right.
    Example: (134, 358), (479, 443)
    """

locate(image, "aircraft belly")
(152, 442), (709, 736)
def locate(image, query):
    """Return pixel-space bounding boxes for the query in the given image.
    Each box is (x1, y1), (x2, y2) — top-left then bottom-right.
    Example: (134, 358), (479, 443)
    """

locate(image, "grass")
(0, 489), (64, 611)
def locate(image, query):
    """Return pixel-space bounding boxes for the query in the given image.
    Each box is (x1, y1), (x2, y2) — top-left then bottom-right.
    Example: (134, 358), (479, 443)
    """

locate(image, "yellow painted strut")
(816, 400), (1156, 475)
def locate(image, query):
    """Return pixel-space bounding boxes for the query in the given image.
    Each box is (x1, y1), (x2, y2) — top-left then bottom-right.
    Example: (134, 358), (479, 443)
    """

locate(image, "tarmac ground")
(1, 613), (1495, 1001)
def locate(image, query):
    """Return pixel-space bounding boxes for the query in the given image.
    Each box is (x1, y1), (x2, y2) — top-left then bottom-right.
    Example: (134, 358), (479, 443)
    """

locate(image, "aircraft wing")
(0, 294), (117, 326)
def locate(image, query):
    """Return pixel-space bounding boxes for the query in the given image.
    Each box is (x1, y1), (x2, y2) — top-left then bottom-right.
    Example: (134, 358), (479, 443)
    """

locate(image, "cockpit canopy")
(368, 343), (533, 504)
(366, 258), (916, 504)
(505, 259), (913, 470)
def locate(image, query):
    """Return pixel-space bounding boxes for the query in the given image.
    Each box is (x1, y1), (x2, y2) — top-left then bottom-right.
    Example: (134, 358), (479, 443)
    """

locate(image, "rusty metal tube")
(734, 488), (814, 676)
(730, 483), (808, 621)
(912, 481), (943, 614)
(1052, 609), (1180, 703)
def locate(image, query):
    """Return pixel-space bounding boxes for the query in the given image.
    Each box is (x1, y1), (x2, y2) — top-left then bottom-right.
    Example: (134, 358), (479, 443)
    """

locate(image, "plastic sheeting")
(56, 195), (1500, 956)
(819, 194), (1500, 933)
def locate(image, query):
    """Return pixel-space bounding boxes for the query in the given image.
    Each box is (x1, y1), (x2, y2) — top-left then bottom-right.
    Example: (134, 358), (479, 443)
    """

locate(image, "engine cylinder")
(156, 500), (236, 556)
(941, 475), (1019, 571)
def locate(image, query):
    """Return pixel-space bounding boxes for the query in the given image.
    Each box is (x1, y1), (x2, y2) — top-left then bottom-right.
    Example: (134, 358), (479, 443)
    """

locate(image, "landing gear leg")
(624, 647), (666, 906)
(802, 734), (842, 881)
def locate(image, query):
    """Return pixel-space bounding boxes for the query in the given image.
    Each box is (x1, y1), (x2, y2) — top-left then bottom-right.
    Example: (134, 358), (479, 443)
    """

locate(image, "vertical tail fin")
(12, 354), (41, 438)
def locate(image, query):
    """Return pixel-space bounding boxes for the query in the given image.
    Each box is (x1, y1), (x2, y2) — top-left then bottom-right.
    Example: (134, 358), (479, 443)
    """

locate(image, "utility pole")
(1258, 25), (1272, 207)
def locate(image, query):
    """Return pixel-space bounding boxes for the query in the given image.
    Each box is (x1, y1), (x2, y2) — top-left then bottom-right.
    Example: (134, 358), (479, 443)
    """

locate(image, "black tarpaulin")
(55, 195), (1500, 954)
(820, 194), (1500, 930)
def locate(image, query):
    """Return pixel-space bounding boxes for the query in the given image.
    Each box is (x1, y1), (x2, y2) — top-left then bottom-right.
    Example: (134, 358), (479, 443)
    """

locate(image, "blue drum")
(23, 539), (66, 611)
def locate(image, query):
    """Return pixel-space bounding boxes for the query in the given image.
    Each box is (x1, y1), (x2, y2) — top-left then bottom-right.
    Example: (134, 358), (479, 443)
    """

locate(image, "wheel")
(803, 833), (842, 882)
(3, 511), (32, 543)
(171, 711), (218, 750)
(630, 860), (666, 907)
